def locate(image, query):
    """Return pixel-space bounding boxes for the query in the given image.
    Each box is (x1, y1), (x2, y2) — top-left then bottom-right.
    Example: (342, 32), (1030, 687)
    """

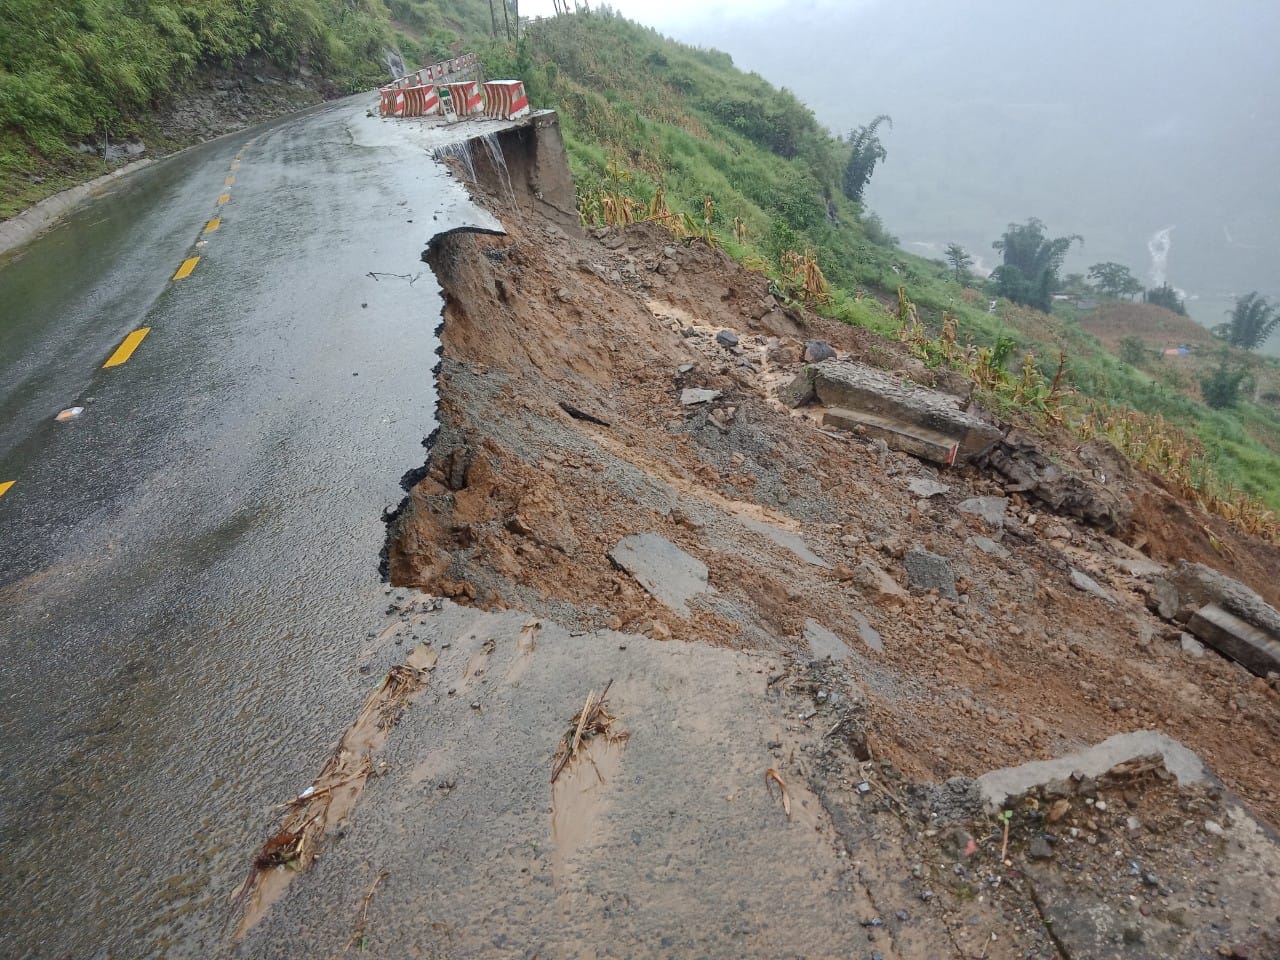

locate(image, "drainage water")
(434, 133), (517, 211)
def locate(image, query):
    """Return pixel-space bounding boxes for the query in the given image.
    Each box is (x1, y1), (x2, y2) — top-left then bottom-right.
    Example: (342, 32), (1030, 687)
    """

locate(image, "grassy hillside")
(0, 0), (492, 217)
(477, 10), (1280, 531)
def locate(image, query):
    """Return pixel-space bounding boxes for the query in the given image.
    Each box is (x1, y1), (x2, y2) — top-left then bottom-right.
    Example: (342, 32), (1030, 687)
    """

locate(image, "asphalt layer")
(0, 96), (499, 958)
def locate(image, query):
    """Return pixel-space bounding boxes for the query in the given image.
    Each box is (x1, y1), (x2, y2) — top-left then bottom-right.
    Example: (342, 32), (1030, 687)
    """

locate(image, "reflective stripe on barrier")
(444, 81), (483, 118)
(482, 80), (530, 120)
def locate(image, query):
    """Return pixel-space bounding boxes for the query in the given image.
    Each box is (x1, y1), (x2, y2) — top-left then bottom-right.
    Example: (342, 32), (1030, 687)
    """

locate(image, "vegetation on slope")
(0, 0), (492, 216)
(478, 9), (1280, 532)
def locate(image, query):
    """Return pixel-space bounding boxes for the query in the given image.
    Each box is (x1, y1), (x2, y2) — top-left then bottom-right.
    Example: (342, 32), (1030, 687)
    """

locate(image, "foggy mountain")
(667, 0), (1279, 334)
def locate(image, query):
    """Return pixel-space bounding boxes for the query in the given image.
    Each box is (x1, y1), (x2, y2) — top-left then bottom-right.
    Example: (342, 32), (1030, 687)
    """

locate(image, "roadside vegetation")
(0, 0), (492, 217)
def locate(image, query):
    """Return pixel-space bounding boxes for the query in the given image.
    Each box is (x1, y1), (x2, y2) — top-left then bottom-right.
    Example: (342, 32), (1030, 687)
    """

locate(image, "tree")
(841, 114), (891, 204)
(1212, 292), (1280, 351)
(1144, 283), (1187, 315)
(944, 242), (973, 283)
(1199, 350), (1249, 408)
(1088, 261), (1143, 300)
(990, 218), (1082, 312)
(1119, 336), (1146, 366)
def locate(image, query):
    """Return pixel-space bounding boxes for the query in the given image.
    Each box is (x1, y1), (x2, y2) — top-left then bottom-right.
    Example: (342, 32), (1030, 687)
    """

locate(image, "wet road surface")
(0, 97), (496, 957)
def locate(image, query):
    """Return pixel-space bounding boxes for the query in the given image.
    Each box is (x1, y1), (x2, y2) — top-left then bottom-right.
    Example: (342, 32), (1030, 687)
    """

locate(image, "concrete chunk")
(823, 407), (960, 466)
(811, 361), (1000, 462)
(1188, 603), (1280, 678)
(977, 731), (1211, 811)
(680, 388), (720, 406)
(609, 534), (709, 618)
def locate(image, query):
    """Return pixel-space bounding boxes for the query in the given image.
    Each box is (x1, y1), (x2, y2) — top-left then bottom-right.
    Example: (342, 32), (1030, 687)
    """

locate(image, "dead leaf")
(765, 767), (791, 817)
(1047, 798), (1070, 823)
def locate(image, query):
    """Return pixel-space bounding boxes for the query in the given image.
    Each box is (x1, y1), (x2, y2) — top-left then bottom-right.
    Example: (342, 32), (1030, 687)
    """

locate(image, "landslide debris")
(368, 124), (1280, 957)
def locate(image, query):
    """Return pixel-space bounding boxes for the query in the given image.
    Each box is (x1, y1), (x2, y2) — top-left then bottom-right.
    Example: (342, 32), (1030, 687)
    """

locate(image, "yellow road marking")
(173, 256), (200, 280)
(230, 161), (239, 169)
(225, 176), (235, 186)
(0, 481), (14, 499)
(204, 217), (221, 233)
(103, 328), (151, 368)
(217, 193), (230, 205)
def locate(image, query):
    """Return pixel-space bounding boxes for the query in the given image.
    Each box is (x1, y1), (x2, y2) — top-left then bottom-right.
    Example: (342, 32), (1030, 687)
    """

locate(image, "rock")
(1181, 633), (1206, 657)
(1112, 555), (1166, 578)
(908, 477), (950, 499)
(680, 388), (721, 406)
(1069, 569), (1116, 603)
(853, 560), (908, 606)
(957, 496), (1008, 529)
(1204, 819), (1225, 837)
(677, 363), (695, 374)
(608, 534), (709, 618)
(1148, 577), (1182, 620)
(980, 431), (1131, 532)
(1027, 836), (1055, 860)
(903, 547), (958, 600)
(803, 339), (836, 362)
(1044, 523), (1073, 541)
(968, 536), (1011, 561)
(715, 330), (739, 348)
(777, 367), (816, 408)
(556, 287), (573, 302)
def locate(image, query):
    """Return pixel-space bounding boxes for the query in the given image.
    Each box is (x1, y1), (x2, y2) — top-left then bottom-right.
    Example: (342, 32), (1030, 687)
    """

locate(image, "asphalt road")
(0, 96), (498, 958)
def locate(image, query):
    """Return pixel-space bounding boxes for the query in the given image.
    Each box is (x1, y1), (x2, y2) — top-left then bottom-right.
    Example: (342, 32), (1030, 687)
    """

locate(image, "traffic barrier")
(482, 80), (530, 120)
(380, 54), (481, 117)
(406, 84), (441, 117)
(444, 81), (483, 118)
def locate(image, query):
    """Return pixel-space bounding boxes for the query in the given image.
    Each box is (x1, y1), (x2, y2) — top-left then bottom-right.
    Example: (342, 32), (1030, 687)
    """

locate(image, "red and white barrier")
(378, 53), (486, 118)
(443, 81), (483, 118)
(482, 80), (530, 120)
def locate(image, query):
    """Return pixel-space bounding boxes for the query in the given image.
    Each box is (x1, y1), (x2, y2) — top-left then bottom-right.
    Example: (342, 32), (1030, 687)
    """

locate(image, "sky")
(521, 0), (1279, 331)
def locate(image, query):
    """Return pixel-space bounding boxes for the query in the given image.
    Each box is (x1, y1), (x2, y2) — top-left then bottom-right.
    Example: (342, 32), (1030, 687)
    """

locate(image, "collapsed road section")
(239, 111), (1280, 958)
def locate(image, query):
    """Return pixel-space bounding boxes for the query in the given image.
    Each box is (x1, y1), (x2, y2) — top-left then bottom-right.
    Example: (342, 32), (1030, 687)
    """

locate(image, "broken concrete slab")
(1166, 560), (1280, 634)
(1188, 603), (1280, 678)
(957, 495), (1008, 529)
(1070, 568), (1116, 603)
(907, 477), (949, 499)
(822, 407), (961, 465)
(738, 516), (831, 569)
(679, 387), (720, 406)
(967, 535), (1011, 560)
(903, 546), (958, 600)
(804, 619), (851, 660)
(608, 533), (708, 617)
(849, 610), (884, 653)
(807, 360), (1001, 463)
(977, 731), (1212, 811)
